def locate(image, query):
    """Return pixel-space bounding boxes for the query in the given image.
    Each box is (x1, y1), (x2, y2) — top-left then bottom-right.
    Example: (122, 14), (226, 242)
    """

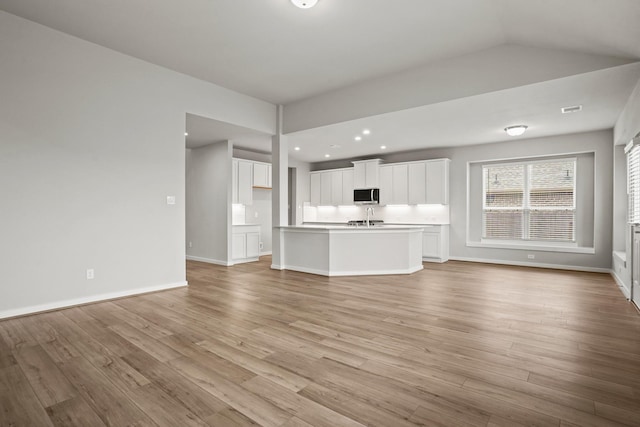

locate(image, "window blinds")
(626, 137), (640, 224)
(482, 159), (576, 242)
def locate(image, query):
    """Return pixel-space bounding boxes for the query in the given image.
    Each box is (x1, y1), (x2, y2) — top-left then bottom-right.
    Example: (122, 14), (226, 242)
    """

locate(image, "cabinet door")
(246, 232), (260, 258)
(232, 234), (246, 260)
(426, 160), (449, 204)
(267, 164), (272, 188)
(408, 162), (426, 205)
(331, 171), (343, 206)
(253, 162), (269, 187)
(378, 165), (393, 206)
(232, 159), (239, 204)
(342, 169), (354, 205)
(422, 232), (441, 258)
(310, 173), (321, 206)
(392, 164), (408, 205)
(353, 163), (366, 189)
(320, 172), (332, 206)
(238, 161), (253, 205)
(365, 161), (379, 188)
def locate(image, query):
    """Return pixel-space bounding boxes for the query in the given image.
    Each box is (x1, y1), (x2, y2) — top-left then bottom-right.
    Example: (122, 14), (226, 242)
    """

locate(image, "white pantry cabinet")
(422, 225), (449, 262)
(232, 225), (261, 263)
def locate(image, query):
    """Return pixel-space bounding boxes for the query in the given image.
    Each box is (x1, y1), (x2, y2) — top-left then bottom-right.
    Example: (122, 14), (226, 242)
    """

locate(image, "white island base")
(274, 226), (424, 276)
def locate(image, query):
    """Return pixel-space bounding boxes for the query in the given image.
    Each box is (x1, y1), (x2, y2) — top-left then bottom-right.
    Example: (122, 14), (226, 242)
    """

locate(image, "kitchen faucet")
(365, 206), (375, 227)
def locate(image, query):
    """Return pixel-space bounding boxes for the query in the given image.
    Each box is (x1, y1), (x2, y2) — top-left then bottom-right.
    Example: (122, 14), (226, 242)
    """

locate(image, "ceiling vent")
(561, 105), (582, 114)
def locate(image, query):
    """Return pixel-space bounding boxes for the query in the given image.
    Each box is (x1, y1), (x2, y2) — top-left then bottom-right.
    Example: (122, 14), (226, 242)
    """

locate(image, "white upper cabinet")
(379, 164), (408, 205)
(232, 159), (239, 204)
(320, 171), (332, 206)
(426, 159), (449, 205)
(310, 172), (321, 206)
(331, 170), (343, 206)
(379, 165), (393, 206)
(352, 159), (380, 188)
(253, 162), (271, 188)
(309, 158), (448, 207)
(310, 168), (354, 206)
(237, 160), (253, 205)
(408, 162), (427, 205)
(392, 164), (408, 205)
(342, 169), (354, 205)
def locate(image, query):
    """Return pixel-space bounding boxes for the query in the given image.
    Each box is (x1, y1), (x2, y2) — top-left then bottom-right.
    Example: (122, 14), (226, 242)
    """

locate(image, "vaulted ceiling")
(2, 0), (640, 161)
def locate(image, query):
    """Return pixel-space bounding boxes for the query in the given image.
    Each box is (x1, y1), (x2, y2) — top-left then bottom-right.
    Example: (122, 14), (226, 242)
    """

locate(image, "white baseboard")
(0, 281), (188, 320)
(271, 264), (284, 270)
(448, 256), (611, 273)
(231, 257), (259, 265)
(260, 251), (272, 256)
(610, 269), (631, 299)
(186, 255), (232, 266)
(276, 264), (423, 277)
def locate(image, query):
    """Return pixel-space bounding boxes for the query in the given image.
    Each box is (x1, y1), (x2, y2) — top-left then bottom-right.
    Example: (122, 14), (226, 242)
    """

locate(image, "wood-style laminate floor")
(1, 258), (640, 427)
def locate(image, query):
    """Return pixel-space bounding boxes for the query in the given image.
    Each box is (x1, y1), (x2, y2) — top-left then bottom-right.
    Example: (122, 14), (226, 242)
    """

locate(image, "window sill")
(467, 241), (595, 254)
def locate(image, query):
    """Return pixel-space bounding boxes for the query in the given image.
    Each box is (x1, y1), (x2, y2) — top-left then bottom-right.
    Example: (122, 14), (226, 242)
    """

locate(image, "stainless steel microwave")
(353, 188), (380, 205)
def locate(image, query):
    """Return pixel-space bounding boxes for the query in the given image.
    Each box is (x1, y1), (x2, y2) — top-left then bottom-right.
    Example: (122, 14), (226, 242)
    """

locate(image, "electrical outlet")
(86, 269), (95, 280)
(527, 254), (535, 259)
(166, 196), (176, 205)
(259, 242), (264, 250)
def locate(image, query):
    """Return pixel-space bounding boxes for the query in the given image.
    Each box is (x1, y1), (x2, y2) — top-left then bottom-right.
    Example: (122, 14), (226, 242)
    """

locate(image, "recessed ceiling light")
(324, 154), (330, 158)
(561, 105), (582, 114)
(355, 136), (362, 141)
(380, 145), (387, 150)
(504, 125), (528, 136)
(184, 132), (189, 136)
(363, 129), (371, 135)
(291, 0), (318, 8)
(294, 146), (300, 151)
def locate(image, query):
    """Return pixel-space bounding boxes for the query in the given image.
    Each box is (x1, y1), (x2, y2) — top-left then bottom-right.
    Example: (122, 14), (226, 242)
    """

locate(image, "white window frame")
(479, 157), (580, 250)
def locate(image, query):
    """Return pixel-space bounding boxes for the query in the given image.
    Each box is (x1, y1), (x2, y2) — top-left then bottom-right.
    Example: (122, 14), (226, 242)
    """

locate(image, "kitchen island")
(274, 225), (424, 276)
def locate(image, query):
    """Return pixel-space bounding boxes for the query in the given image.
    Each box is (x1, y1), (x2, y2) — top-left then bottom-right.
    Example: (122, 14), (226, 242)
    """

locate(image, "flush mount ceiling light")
(362, 129), (371, 135)
(291, 0), (318, 8)
(294, 146), (300, 151)
(504, 125), (528, 136)
(561, 105), (582, 114)
(354, 136), (362, 141)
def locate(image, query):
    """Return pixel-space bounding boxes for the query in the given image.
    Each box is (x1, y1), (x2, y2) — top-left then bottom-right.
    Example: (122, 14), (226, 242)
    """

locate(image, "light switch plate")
(167, 196), (176, 205)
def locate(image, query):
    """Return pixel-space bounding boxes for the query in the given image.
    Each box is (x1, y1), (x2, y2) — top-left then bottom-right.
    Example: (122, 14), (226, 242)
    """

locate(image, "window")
(626, 139), (640, 224)
(483, 158), (576, 242)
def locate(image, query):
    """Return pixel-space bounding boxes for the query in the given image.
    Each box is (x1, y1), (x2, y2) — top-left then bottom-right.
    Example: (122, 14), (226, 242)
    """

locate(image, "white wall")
(311, 130), (614, 271)
(186, 142), (233, 265)
(614, 76), (640, 146)
(0, 12), (275, 318)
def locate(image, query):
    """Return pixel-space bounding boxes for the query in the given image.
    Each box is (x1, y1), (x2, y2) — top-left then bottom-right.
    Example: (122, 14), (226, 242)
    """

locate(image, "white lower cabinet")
(422, 225), (449, 262)
(232, 225), (261, 264)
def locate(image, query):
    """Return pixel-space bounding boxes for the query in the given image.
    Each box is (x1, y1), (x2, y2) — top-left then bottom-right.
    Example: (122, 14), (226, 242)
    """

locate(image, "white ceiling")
(3, 0), (640, 162)
(286, 63), (640, 162)
(1, 0), (639, 105)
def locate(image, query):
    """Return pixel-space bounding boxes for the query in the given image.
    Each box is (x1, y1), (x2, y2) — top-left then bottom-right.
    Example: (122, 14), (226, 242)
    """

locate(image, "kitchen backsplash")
(303, 203), (449, 224)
